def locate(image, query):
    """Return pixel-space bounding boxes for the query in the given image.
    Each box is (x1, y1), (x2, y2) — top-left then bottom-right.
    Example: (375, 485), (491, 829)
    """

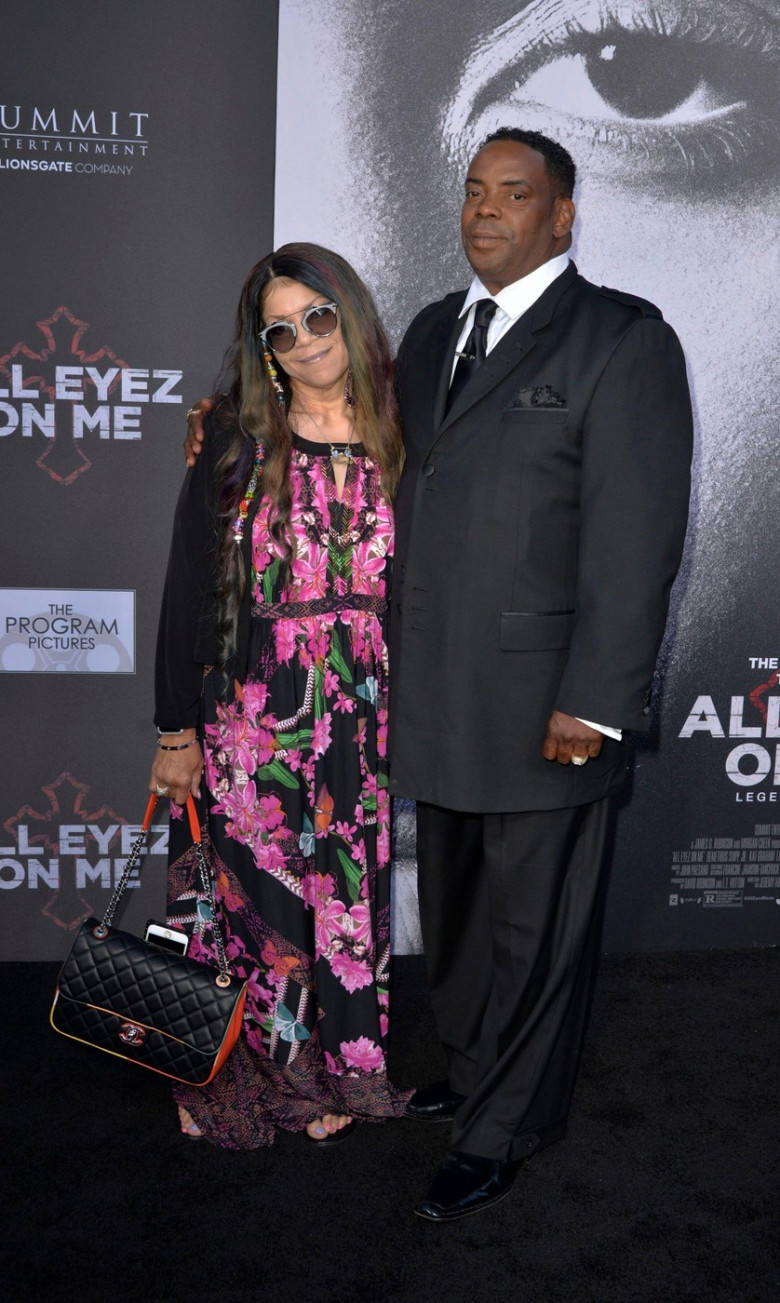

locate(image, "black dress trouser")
(415, 797), (610, 1162)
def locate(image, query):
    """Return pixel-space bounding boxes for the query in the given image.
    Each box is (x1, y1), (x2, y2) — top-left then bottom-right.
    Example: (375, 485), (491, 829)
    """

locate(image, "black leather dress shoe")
(404, 1080), (467, 1122)
(414, 1151), (519, 1221)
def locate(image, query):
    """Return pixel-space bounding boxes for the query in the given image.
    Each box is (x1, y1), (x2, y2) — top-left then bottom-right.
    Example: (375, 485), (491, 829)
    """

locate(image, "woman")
(150, 243), (409, 1147)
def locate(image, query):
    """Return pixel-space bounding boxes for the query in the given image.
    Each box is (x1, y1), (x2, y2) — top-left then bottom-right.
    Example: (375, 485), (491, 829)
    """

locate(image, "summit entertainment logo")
(0, 306), (182, 483)
(0, 103), (149, 177)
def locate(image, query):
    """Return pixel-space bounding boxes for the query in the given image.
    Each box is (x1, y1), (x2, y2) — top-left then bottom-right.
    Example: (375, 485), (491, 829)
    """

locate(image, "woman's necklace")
(290, 403), (356, 464)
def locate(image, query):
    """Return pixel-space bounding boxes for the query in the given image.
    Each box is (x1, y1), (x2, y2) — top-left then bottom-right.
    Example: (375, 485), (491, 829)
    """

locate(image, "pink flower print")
(229, 726), (258, 778)
(361, 774), (379, 798)
(323, 667), (339, 697)
(284, 747), (304, 773)
(314, 899), (347, 956)
(352, 541), (388, 594)
(225, 935), (246, 964)
(324, 1050), (341, 1075)
(246, 967), (268, 1004)
(241, 680), (268, 719)
(311, 472), (330, 523)
(168, 800), (184, 821)
(274, 620), (298, 664)
(257, 793), (286, 831)
(254, 838), (287, 874)
(377, 708), (388, 758)
(350, 837), (367, 868)
(379, 1013), (389, 1038)
(306, 627), (332, 663)
(312, 713), (332, 758)
(334, 693), (355, 714)
(340, 1036), (385, 1071)
(246, 1026), (267, 1056)
(345, 902), (372, 945)
(377, 820), (391, 866)
(251, 522), (274, 576)
(302, 871), (336, 908)
(335, 820), (357, 839)
(293, 545), (327, 600)
(244, 720), (276, 768)
(221, 779), (258, 840)
(330, 952), (374, 993)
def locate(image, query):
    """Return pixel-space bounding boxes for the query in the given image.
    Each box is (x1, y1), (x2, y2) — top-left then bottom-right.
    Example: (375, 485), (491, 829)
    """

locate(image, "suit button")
(422, 463), (435, 477)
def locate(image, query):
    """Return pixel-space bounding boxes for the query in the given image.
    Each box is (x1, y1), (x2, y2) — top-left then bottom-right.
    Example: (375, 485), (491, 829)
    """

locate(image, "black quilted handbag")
(50, 793), (247, 1086)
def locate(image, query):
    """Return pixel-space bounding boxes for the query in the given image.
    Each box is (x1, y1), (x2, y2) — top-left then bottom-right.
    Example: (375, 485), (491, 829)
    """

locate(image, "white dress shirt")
(449, 253), (622, 743)
(451, 252), (572, 379)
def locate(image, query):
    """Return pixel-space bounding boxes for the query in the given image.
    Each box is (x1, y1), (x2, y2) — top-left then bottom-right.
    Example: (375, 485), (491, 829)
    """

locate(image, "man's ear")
(552, 197), (576, 240)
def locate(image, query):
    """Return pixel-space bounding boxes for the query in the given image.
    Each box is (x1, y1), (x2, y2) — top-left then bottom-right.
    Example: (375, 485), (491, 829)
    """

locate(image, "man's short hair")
(480, 128), (576, 199)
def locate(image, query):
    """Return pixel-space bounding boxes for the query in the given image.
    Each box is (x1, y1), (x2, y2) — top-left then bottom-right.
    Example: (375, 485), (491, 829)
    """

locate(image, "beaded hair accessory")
(233, 439), (265, 544)
(263, 345), (287, 406)
(232, 345), (284, 544)
(344, 367), (356, 408)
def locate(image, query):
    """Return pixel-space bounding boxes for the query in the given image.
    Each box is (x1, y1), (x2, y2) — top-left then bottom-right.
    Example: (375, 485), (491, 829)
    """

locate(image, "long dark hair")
(212, 242), (403, 673)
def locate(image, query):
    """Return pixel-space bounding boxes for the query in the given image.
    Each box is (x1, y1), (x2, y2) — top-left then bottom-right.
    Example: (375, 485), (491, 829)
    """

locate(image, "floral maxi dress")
(167, 434), (410, 1147)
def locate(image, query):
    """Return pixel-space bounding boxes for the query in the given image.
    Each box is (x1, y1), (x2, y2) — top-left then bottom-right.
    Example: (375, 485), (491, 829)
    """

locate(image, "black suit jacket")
(388, 263), (693, 812)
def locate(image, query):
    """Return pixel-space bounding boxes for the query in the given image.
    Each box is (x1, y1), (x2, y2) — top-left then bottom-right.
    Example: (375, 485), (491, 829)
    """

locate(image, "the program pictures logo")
(0, 588), (135, 673)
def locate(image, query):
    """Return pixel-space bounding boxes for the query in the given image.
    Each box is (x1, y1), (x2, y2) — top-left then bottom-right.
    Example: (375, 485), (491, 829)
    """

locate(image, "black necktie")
(446, 298), (498, 413)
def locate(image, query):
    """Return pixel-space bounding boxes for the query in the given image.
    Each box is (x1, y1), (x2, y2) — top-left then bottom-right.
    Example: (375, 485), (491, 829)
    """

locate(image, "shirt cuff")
(576, 717), (623, 742)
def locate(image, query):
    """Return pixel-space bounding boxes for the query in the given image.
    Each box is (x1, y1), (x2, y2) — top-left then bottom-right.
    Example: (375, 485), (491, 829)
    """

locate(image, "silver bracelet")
(157, 726), (185, 735)
(157, 737), (199, 751)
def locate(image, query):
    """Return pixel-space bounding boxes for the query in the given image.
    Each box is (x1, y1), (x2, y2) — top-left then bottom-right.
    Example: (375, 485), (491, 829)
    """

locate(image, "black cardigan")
(153, 415), (259, 731)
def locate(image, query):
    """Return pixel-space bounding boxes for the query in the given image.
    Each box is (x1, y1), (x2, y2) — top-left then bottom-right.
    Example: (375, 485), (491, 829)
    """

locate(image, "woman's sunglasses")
(258, 302), (339, 355)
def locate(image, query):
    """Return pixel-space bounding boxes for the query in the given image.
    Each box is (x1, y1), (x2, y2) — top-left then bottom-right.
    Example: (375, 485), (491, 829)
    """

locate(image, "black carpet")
(3, 951), (778, 1303)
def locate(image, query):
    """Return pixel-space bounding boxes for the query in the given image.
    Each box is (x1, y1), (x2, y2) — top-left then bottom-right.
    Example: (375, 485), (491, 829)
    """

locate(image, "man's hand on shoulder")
(542, 711), (604, 765)
(184, 397), (213, 467)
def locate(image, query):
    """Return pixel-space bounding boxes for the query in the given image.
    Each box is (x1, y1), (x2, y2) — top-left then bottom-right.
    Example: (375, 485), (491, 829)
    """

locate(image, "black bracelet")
(157, 738), (199, 751)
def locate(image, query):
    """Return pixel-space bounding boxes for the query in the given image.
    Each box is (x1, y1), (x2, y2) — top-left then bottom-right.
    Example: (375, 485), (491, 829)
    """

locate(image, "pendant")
(330, 445), (353, 465)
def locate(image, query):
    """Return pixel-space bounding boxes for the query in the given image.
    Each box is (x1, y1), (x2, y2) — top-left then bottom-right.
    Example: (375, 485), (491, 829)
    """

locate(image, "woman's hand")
(149, 729), (204, 805)
(184, 398), (212, 467)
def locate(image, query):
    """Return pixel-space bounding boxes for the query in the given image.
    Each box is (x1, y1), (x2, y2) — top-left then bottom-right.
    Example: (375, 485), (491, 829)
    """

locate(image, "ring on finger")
(185, 406), (202, 421)
(155, 783), (169, 796)
(571, 755), (588, 767)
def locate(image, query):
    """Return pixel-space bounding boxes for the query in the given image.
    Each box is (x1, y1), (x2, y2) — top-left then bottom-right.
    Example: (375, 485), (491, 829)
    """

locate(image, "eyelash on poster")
(443, 1), (779, 178)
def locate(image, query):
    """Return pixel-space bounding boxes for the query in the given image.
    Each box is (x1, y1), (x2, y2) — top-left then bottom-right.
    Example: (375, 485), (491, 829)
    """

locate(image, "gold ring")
(185, 406), (202, 421)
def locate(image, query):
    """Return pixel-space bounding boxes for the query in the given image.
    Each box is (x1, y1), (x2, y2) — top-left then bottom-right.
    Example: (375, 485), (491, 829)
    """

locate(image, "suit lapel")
(433, 262), (579, 440)
(421, 297), (466, 433)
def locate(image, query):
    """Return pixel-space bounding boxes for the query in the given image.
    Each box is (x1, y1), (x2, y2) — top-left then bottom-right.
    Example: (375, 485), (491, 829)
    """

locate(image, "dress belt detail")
(252, 594), (388, 619)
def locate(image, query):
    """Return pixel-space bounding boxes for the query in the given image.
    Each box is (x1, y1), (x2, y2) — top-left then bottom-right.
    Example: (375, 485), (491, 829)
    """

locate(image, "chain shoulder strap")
(98, 794), (233, 986)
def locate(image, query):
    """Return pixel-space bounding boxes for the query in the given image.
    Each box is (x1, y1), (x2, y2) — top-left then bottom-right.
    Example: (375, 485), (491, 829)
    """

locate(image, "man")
(387, 127), (692, 1220)
(185, 127), (692, 1222)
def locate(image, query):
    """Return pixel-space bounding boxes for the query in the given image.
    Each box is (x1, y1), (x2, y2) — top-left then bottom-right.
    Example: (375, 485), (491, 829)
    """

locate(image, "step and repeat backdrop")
(2, 0), (779, 959)
(0, 0), (279, 960)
